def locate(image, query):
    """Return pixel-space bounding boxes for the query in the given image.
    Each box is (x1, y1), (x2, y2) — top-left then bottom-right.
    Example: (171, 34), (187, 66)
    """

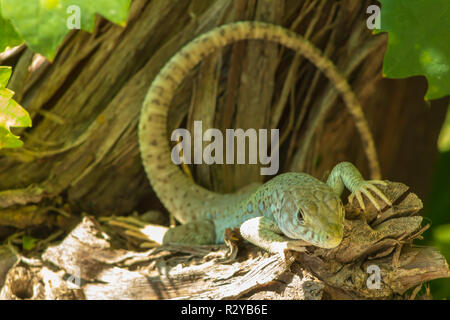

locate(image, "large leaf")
(1, 0), (131, 60)
(0, 66), (31, 149)
(0, 3), (23, 53)
(377, 0), (450, 100)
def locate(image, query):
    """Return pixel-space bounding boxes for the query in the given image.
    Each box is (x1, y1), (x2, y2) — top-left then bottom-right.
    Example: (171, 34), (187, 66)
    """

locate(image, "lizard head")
(275, 186), (345, 249)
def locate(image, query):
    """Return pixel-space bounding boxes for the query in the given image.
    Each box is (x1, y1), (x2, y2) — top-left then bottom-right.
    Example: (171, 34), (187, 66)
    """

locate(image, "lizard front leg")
(326, 162), (392, 211)
(240, 216), (309, 256)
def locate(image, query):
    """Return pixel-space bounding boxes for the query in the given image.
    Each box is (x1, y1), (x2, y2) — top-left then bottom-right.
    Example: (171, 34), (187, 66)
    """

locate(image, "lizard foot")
(348, 180), (392, 212)
(285, 240), (309, 252)
(273, 241), (308, 264)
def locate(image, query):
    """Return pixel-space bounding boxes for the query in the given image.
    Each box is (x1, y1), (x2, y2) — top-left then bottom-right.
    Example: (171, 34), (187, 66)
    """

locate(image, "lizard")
(138, 21), (392, 256)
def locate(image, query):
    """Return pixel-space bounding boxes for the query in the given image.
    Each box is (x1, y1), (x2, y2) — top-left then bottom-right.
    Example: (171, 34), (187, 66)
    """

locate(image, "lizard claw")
(285, 240), (309, 252)
(271, 240), (308, 254)
(348, 180), (392, 212)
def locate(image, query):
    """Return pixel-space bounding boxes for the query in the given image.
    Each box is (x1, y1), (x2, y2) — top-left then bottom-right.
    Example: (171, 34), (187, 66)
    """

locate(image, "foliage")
(377, 5), (450, 297)
(377, 0), (450, 100)
(0, 0), (131, 60)
(438, 107), (450, 152)
(22, 235), (38, 250)
(0, 4), (22, 53)
(0, 0), (131, 148)
(0, 66), (31, 149)
(422, 143), (450, 299)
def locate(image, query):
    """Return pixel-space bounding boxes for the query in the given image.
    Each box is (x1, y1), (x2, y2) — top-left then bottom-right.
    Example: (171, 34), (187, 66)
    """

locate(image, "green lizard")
(138, 21), (391, 255)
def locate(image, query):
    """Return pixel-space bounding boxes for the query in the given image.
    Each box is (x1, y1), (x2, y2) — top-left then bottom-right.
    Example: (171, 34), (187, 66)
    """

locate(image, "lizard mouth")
(317, 236), (342, 248)
(282, 228), (342, 249)
(296, 228), (342, 249)
(309, 231), (343, 248)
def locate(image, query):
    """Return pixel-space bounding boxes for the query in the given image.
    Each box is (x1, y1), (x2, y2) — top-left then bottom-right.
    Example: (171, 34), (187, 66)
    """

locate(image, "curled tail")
(138, 21), (380, 224)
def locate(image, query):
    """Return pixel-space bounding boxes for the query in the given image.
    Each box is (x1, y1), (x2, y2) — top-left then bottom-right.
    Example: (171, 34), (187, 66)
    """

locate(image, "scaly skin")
(138, 21), (390, 254)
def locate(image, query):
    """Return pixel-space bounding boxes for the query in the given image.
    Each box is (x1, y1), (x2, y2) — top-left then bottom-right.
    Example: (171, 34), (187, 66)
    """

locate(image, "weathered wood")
(0, 182), (447, 300)
(0, 246), (18, 290)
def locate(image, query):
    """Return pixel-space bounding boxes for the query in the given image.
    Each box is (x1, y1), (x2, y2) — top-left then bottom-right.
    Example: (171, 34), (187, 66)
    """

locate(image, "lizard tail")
(139, 21), (380, 223)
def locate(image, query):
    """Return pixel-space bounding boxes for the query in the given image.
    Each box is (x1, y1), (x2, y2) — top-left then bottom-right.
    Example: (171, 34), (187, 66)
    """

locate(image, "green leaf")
(0, 66), (11, 87)
(438, 104), (450, 152)
(22, 235), (38, 251)
(0, 66), (31, 149)
(1, 0), (131, 60)
(377, 0), (450, 100)
(0, 3), (23, 53)
(433, 224), (450, 245)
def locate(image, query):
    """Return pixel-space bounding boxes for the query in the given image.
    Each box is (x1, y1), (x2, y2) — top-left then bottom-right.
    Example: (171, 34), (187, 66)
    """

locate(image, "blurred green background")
(422, 103), (450, 299)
